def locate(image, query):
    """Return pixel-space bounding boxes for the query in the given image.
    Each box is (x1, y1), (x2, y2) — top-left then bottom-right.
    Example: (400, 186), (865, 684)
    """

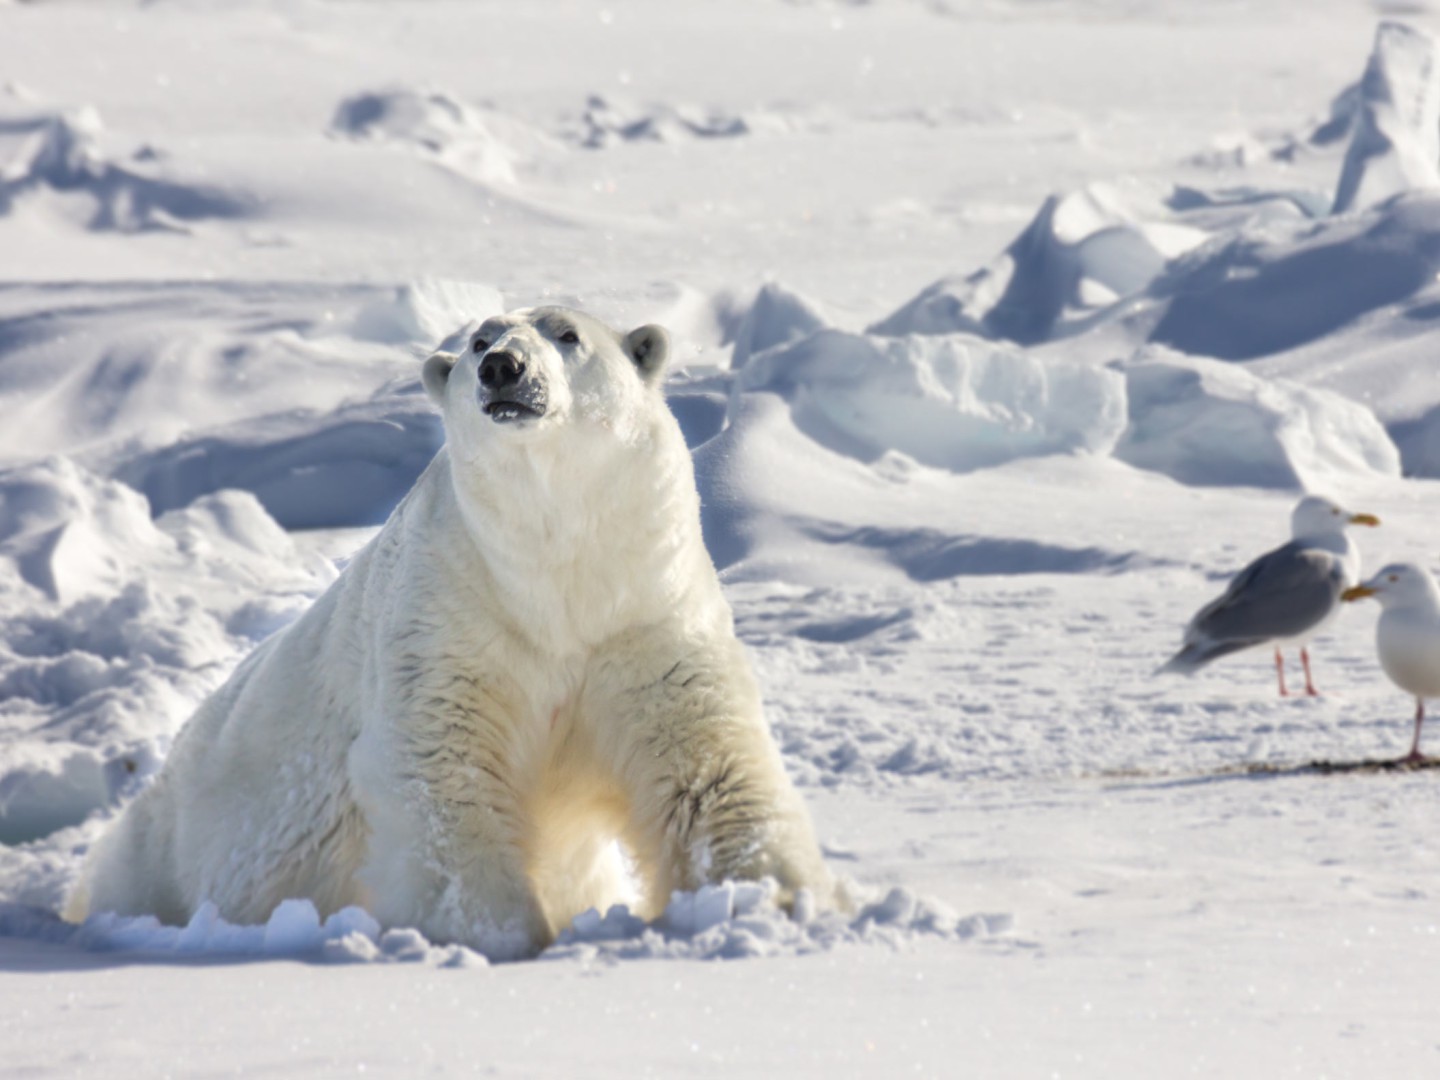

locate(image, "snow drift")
(330, 88), (552, 187)
(1333, 21), (1440, 214)
(867, 183), (1207, 344)
(732, 328), (1128, 472)
(0, 458), (333, 846)
(1147, 193), (1440, 361)
(0, 106), (251, 231)
(1114, 350), (1402, 489)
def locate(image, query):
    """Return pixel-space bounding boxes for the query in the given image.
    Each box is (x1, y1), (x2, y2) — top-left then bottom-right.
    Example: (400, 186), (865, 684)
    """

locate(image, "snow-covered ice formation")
(1114, 350), (1401, 489)
(0, 105), (250, 231)
(330, 88), (552, 187)
(867, 183), (1207, 344)
(1333, 21), (1440, 214)
(0, 458), (333, 846)
(728, 281), (835, 370)
(1147, 194), (1440, 359)
(572, 95), (805, 148)
(731, 328), (1127, 471)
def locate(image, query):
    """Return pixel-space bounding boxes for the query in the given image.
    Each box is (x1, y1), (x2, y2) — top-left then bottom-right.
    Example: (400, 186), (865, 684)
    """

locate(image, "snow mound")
(0, 900), (487, 967)
(733, 328), (1127, 472)
(330, 88), (549, 186)
(1391, 404), (1440, 478)
(867, 184), (1207, 345)
(0, 106), (250, 231)
(573, 94), (801, 148)
(348, 278), (505, 350)
(550, 880), (1010, 962)
(1113, 350), (1401, 489)
(111, 384), (442, 529)
(0, 883), (1007, 967)
(1333, 21), (1440, 214)
(729, 282), (835, 369)
(0, 458), (334, 845)
(0, 281), (467, 469)
(1148, 193), (1440, 361)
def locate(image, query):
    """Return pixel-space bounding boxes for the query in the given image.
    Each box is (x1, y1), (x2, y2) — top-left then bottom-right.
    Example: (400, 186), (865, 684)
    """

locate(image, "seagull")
(1158, 495), (1380, 696)
(1342, 562), (1440, 762)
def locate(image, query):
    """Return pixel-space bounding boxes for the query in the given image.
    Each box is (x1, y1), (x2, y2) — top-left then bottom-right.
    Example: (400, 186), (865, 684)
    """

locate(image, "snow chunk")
(868, 184), (1206, 344)
(0, 898), (484, 967)
(0, 456), (168, 604)
(1149, 193), (1440, 360)
(1333, 22), (1440, 214)
(729, 282), (834, 369)
(0, 458), (333, 844)
(1391, 403), (1440, 478)
(348, 278), (505, 350)
(1113, 349), (1401, 489)
(112, 389), (443, 530)
(331, 88), (550, 186)
(572, 95), (805, 148)
(733, 329), (1127, 472)
(549, 880), (1011, 962)
(0, 105), (250, 231)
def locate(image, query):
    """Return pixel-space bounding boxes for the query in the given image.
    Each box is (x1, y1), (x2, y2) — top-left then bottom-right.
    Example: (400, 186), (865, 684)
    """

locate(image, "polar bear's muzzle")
(477, 348), (547, 424)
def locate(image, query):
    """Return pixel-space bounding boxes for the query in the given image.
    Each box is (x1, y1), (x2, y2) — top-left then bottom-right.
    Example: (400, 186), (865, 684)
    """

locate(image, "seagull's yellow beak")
(1341, 584), (1377, 602)
(1349, 512), (1380, 527)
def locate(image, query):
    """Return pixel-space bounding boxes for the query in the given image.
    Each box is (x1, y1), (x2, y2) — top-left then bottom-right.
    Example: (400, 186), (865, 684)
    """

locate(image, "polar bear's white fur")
(65, 306), (834, 958)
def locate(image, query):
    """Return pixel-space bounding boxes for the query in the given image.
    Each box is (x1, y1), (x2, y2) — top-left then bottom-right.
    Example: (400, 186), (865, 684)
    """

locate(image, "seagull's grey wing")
(1186, 541), (1345, 646)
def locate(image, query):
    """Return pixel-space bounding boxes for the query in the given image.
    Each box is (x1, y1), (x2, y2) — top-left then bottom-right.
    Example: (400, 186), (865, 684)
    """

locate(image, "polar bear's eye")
(472, 338), (489, 354)
(558, 329), (580, 345)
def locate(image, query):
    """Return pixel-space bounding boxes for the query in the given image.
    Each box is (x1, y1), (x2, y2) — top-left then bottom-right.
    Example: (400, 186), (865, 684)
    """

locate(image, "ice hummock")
(867, 183), (1207, 345)
(1333, 21), (1440, 214)
(732, 327), (1128, 472)
(0, 105), (251, 231)
(330, 88), (553, 187)
(1113, 349), (1402, 489)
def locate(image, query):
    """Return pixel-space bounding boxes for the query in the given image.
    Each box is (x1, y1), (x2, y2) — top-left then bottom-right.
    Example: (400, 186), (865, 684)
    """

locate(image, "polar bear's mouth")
(484, 400), (546, 423)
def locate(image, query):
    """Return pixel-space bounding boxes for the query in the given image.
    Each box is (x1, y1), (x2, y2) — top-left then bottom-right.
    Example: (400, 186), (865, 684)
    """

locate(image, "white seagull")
(1159, 495), (1380, 696)
(1342, 562), (1440, 763)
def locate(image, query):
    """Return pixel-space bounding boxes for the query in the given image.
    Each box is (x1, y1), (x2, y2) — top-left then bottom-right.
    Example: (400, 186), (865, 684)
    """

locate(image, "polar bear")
(65, 306), (834, 958)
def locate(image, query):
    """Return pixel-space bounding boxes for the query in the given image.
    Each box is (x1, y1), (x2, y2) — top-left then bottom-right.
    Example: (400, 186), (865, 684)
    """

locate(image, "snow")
(732, 327), (1128, 472)
(1114, 349), (1401, 489)
(2, 0), (1440, 1077)
(1332, 21), (1440, 213)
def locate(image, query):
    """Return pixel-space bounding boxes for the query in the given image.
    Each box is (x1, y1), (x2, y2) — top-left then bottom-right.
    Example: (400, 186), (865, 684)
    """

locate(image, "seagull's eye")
(1331, 508), (1340, 515)
(558, 329), (580, 345)
(472, 338), (489, 354)
(1389, 574), (1399, 582)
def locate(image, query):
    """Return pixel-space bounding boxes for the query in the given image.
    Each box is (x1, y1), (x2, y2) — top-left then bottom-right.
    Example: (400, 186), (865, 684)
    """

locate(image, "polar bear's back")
(70, 530), (387, 925)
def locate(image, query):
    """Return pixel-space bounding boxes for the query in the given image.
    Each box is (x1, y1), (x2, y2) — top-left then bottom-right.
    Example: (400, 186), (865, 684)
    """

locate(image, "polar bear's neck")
(437, 424), (723, 649)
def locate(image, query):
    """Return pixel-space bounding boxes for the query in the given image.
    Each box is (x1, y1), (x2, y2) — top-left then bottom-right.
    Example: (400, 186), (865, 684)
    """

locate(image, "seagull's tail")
(1155, 645), (1205, 677)
(1155, 638), (1256, 677)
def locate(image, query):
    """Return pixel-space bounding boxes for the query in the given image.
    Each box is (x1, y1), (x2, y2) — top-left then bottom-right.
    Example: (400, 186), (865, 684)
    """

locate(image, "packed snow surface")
(3, 1), (1440, 1078)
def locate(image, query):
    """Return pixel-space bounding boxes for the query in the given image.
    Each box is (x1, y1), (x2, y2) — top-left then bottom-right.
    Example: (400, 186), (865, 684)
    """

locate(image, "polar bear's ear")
(624, 325), (670, 385)
(422, 352), (459, 406)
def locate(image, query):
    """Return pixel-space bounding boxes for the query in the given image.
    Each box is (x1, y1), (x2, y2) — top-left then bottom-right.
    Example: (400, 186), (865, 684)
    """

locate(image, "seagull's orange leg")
(1405, 698), (1427, 764)
(1300, 647), (1319, 697)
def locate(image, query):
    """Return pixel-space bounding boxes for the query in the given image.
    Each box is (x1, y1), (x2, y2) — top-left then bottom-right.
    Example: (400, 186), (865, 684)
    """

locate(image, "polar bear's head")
(423, 306), (671, 453)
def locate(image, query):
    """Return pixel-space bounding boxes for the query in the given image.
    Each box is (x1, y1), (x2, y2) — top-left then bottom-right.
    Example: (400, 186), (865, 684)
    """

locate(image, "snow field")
(2, 2), (1440, 1077)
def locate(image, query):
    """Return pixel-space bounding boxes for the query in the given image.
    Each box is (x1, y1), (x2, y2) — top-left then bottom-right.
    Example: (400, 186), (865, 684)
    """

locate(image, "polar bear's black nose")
(479, 351), (525, 390)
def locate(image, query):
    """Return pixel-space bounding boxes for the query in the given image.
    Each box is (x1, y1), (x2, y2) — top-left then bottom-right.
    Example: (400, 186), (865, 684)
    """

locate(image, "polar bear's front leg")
(348, 723), (550, 958)
(597, 641), (835, 912)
